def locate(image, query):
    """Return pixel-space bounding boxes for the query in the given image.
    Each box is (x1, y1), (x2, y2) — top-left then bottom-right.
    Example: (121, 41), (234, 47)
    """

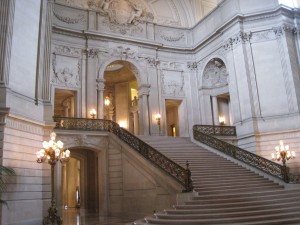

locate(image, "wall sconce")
(219, 116), (225, 125)
(155, 113), (161, 126)
(90, 109), (96, 119)
(155, 113), (161, 135)
(271, 140), (295, 166)
(119, 120), (127, 128)
(104, 96), (110, 106)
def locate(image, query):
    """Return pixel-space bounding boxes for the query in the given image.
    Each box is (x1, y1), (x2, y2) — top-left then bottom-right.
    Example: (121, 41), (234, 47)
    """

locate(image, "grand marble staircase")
(132, 136), (300, 225)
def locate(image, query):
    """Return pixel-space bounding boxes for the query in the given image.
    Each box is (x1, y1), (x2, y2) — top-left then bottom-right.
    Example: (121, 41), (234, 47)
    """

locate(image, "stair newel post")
(281, 164), (290, 183)
(183, 160), (193, 192)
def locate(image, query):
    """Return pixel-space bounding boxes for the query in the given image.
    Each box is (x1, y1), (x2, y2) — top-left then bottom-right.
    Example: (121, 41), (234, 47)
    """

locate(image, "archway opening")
(54, 89), (77, 117)
(165, 99), (182, 137)
(103, 60), (139, 135)
(61, 148), (99, 212)
(202, 58), (230, 125)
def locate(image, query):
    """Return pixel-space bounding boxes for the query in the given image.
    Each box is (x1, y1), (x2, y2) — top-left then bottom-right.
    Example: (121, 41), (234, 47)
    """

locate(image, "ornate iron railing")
(194, 124), (236, 136)
(193, 125), (290, 183)
(53, 117), (193, 192)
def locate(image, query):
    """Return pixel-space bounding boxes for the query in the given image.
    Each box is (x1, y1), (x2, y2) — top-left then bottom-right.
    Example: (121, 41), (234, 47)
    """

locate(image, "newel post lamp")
(36, 132), (70, 225)
(271, 140), (295, 182)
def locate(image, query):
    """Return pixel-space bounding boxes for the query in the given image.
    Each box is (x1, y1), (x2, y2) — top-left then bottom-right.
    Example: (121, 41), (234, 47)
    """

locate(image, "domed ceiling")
(55, 0), (221, 27)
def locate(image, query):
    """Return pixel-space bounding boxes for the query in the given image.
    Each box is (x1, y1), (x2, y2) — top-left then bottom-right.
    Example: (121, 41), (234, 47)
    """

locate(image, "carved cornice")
(273, 24), (296, 38)
(187, 62), (198, 71)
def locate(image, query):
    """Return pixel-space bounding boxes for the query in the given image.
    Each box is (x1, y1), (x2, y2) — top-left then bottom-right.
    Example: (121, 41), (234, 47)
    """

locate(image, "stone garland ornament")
(53, 4), (87, 25)
(159, 30), (185, 42)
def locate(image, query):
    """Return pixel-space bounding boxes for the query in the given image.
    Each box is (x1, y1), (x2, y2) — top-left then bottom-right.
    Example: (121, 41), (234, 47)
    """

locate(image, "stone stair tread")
(135, 136), (300, 225)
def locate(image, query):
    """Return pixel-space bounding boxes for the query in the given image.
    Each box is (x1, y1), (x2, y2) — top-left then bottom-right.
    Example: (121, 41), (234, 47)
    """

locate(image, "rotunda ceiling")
(55, 0), (220, 27)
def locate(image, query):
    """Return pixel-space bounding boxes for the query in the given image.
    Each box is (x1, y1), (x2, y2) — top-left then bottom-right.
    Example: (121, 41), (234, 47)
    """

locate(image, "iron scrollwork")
(193, 125), (293, 183)
(53, 117), (193, 192)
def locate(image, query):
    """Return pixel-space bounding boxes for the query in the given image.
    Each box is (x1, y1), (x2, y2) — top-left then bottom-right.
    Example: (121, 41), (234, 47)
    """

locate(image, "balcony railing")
(193, 125), (294, 183)
(194, 124), (236, 136)
(53, 117), (193, 192)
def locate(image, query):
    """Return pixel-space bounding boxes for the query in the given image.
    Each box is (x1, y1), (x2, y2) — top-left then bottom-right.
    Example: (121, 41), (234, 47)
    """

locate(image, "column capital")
(138, 84), (150, 96)
(96, 78), (105, 90)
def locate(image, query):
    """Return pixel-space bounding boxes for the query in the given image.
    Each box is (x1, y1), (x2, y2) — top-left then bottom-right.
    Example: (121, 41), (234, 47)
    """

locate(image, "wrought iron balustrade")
(53, 116), (193, 192)
(193, 125), (291, 183)
(194, 124), (236, 136)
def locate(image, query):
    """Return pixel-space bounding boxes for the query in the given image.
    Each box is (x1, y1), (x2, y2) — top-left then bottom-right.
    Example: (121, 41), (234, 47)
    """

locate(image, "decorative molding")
(159, 30), (185, 42)
(59, 134), (109, 148)
(101, 17), (144, 36)
(100, 0), (153, 25)
(5, 117), (46, 135)
(160, 61), (184, 71)
(223, 31), (251, 51)
(187, 61), (198, 71)
(53, 5), (87, 24)
(54, 45), (81, 57)
(273, 24), (295, 39)
(87, 48), (99, 58)
(161, 71), (185, 97)
(51, 46), (81, 88)
(251, 30), (276, 43)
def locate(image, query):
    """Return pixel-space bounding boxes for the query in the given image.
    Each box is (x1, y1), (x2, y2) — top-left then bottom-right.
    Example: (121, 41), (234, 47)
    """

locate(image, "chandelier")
(36, 132), (70, 225)
(271, 140), (295, 166)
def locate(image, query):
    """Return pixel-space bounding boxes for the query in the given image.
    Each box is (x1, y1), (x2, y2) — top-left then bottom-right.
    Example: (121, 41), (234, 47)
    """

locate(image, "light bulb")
(57, 140), (63, 149)
(65, 149), (70, 157)
(285, 145), (289, 150)
(50, 132), (56, 141)
(55, 149), (60, 157)
(36, 151), (41, 159)
(271, 153), (275, 160)
(49, 140), (53, 148)
(275, 146), (279, 151)
(43, 141), (49, 149)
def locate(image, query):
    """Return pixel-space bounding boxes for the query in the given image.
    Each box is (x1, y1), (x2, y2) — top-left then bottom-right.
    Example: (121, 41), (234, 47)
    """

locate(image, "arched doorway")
(54, 89), (77, 117)
(201, 58), (231, 125)
(103, 60), (139, 135)
(61, 148), (100, 212)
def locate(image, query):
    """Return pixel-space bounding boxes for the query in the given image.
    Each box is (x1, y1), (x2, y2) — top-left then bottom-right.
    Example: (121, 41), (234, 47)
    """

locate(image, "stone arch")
(97, 57), (148, 86)
(56, 133), (109, 214)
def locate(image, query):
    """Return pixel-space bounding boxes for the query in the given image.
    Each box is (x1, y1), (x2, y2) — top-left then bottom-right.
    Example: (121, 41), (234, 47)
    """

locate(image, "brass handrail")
(193, 125), (290, 183)
(195, 124), (236, 136)
(53, 116), (193, 192)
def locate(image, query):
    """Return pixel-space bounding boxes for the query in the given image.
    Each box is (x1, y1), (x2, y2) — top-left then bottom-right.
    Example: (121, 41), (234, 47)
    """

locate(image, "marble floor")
(62, 208), (135, 225)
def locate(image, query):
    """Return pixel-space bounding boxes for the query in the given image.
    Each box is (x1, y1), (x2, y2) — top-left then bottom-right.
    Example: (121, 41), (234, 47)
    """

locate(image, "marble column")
(138, 85), (150, 135)
(212, 96), (219, 126)
(133, 110), (139, 135)
(0, 0), (15, 87)
(86, 49), (98, 118)
(97, 79), (105, 119)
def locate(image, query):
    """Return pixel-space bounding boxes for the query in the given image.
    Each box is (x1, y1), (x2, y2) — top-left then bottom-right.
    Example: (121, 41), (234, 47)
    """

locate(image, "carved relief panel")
(161, 70), (185, 97)
(202, 58), (228, 89)
(51, 45), (82, 88)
